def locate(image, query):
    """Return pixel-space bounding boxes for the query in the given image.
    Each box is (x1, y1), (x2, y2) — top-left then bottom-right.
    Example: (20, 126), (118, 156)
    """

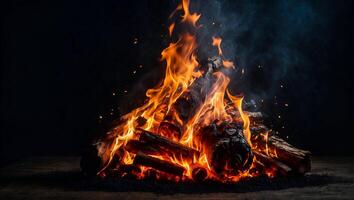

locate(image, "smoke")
(190, 0), (330, 103)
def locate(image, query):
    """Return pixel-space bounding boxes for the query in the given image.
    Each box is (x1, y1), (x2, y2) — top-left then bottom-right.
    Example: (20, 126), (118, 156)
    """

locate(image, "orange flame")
(222, 60), (235, 69)
(168, 23), (175, 36)
(212, 36), (223, 56)
(181, 0), (201, 27)
(226, 90), (252, 147)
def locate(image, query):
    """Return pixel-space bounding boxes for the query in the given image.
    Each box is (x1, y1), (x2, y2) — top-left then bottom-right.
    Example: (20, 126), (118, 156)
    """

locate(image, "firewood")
(196, 122), (253, 174)
(161, 56), (224, 139)
(124, 140), (160, 155)
(251, 128), (311, 174)
(253, 151), (292, 176)
(158, 121), (182, 141)
(225, 102), (264, 123)
(266, 136), (311, 174)
(192, 166), (208, 182)
(133, 152), (185, 176)
(139, 130), (200, 160)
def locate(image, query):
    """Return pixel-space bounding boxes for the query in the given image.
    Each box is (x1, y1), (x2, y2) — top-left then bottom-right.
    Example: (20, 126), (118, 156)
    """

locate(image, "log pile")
(81, 57), (311, 182)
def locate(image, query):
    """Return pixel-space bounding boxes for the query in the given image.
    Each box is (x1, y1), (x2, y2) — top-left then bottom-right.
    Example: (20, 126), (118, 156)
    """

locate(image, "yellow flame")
(226, 90), (252, 147)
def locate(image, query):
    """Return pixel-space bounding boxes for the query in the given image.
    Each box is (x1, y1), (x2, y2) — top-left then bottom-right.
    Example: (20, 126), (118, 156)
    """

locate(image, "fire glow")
(92, 0), (311, 183)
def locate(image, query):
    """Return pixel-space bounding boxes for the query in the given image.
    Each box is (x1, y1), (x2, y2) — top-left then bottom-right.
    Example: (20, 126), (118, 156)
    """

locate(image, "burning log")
(226, 102), (264, 123)
(251, 127), (311, 174)
(197, 122), (254, 174)
(253, 151), (292, 176)
(138, 130), (200, 160)
(160, 56), (224, 139)
(133, 153), (185, 176)
(124, 140), (160, 155)
(192, 166), (208, 182)
(264, 136), (311, 174)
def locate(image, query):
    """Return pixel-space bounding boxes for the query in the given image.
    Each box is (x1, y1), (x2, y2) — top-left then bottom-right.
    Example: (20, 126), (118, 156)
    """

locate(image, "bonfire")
(81, 0), (311, 183)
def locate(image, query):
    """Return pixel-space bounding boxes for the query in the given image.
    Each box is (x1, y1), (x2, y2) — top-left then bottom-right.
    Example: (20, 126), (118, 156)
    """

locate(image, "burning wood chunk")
(133, 152), (185, 176)
(158, 121), (182, 141)
(138, 130), (200, 161)
(197, 122), (254, 175)
(124, 140), (160, 155)
(161, 56), (224, 137)
(192, 166), (208, 182)
(253, 151), (292, 176)
(251, 128), (311, 174)
(248, 123), (312, 175)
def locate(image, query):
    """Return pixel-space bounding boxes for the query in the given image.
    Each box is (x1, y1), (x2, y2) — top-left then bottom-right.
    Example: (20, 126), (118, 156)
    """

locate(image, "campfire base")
(0, 156), (353, 199)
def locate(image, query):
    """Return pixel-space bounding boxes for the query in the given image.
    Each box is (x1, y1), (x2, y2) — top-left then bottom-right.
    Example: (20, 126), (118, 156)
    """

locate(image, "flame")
(168, 23), (175, 36)
(226, 90), (252, 147)
(222, 60), (235, 69)
(181, 0), (201, 27)
(212, 36), (223, 56)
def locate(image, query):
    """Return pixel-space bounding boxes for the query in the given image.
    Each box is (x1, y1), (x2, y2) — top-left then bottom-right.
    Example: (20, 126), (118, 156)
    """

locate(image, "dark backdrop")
(1, 0), (353, 165)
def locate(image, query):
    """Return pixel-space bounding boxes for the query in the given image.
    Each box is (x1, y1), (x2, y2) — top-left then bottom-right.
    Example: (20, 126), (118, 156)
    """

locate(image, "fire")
(95, 0), (275, 182)
(212, 36), (223, 56)
(181, 0), (201, 27)
(222, 60), (235, 69)
(226, 90), (252, 147)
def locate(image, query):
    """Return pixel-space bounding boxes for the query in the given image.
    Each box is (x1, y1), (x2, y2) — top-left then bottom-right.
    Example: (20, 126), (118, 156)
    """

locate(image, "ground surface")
(0, 156), (353, 200)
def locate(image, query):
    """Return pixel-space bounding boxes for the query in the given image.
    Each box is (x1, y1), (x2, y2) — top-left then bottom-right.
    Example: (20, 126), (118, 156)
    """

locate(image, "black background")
(1, 0), (353, 165)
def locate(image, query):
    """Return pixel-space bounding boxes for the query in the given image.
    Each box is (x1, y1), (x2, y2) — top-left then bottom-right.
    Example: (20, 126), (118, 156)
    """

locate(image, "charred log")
(251, 127), (311, 174)
(253, 151), (292, 176)
(124, 140), (160, 155)
(133, 152), (185, 176)
(196, 122), (253, 174)
(192, 166), (208, 182)
(138, 130), (200, 160)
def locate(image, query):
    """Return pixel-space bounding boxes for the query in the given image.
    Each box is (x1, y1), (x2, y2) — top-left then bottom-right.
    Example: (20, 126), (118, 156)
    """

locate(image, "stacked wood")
(123, 130), (199, 177)
(251, 124), (311, 174)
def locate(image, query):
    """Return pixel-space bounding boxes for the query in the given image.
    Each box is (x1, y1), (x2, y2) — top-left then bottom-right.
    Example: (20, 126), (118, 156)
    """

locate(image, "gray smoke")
(190, 0), (330, 103)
